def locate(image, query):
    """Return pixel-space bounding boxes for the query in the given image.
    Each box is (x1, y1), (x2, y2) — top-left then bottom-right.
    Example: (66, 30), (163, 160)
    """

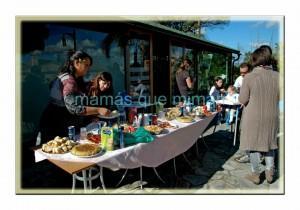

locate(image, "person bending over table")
(38, 51), (110, 143)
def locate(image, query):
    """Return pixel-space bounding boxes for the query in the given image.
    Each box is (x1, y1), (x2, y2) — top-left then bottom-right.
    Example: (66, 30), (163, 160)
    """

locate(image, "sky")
(204, 18), (282, 60)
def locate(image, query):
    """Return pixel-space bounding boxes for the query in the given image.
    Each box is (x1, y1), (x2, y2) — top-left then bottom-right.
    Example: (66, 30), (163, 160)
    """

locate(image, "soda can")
(68, 126), (75, 140)
(152, 114), (158, 125)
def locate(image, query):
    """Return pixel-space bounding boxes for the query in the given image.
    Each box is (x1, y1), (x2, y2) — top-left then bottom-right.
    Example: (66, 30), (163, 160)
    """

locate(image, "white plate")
(40, 150), (70, 155)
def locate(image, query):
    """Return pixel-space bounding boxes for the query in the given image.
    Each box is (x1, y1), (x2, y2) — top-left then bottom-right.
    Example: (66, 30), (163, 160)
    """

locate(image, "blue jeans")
(250, 150), (275, 174)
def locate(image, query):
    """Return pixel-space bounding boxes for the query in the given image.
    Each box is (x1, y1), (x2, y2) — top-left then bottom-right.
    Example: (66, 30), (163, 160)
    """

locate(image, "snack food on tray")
(165, 107), (181, 121)
(144, 125), (164, 135)
(176, 116), (194, 123)
(42, 136), (77, 154)
(71, 143), (101, 157)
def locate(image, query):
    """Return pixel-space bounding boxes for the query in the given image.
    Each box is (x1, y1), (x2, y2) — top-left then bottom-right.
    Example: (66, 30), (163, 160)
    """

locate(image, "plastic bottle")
(210, 97), (216, 112)
(206, 99), (211, 111)
(186, 98), (191, 113)
(119, 126), (125, 149)
(137, 113), (143, 127)
(36, 131), (41, 146)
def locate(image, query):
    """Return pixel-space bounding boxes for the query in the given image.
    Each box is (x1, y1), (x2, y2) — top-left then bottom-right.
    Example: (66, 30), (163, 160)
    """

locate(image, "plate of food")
(158, 121), (178, 129)
(176, 116), (195, 123)
(144, 125), (164, 135)
(71, 143), (102, 158)
(41, 136), (77, 154)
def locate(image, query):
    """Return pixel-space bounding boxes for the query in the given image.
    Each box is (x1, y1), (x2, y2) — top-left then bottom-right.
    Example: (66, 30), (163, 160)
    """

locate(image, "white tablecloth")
(35, 113), (217, 171)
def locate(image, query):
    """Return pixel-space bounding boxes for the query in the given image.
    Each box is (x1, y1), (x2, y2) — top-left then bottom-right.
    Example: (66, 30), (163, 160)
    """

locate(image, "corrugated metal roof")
(127, 20), (240, 54)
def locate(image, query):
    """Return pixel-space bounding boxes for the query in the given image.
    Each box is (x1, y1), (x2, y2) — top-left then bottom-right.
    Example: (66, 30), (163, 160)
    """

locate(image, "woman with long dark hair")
(209, 76), (226, 100)
(87, 72), (113, 97)
(39, 50), (111, 142)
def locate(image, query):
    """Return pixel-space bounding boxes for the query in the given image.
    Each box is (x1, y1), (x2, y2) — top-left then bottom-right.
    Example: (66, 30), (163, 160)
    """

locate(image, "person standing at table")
(39, 51), (111, 142)
(233, 62), (250, 163)
(239, 46), (279, 185)
(233, 62), (250, 93)
(209, 76), (226, 100)
(176, 58), (194, 99)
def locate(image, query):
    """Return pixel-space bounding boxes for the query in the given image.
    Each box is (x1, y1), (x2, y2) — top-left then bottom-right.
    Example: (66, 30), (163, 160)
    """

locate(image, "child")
(224, 85), (239, 126)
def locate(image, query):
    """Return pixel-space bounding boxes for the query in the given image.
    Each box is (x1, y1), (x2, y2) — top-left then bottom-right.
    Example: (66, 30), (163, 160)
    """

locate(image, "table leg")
(182, 153), (193, 169)
(72, 174), (76, 193)
(82, 170), (88, 193)
(116, 169), (128, 187)
(152, 168), (166, 184)
(200, 134), (209, 149)
(140, 166), (143, 190)
(195, 140), (200, 158)
(173, 158), (177, 176)
(88, 168), (92, 190)
(233, 108), (239, 146)
(99, 166), (106, 192)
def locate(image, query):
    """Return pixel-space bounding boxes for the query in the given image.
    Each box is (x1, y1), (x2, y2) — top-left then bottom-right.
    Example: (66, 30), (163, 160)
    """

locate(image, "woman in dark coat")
(239, 46), (279, 184)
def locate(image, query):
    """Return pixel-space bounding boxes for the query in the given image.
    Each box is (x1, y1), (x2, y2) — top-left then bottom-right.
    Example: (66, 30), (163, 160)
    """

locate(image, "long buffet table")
(34, 112), (217, 191)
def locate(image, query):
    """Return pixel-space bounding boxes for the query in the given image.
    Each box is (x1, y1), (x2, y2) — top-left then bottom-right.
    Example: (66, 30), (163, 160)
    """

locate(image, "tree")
(159, 19), (229, 38)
